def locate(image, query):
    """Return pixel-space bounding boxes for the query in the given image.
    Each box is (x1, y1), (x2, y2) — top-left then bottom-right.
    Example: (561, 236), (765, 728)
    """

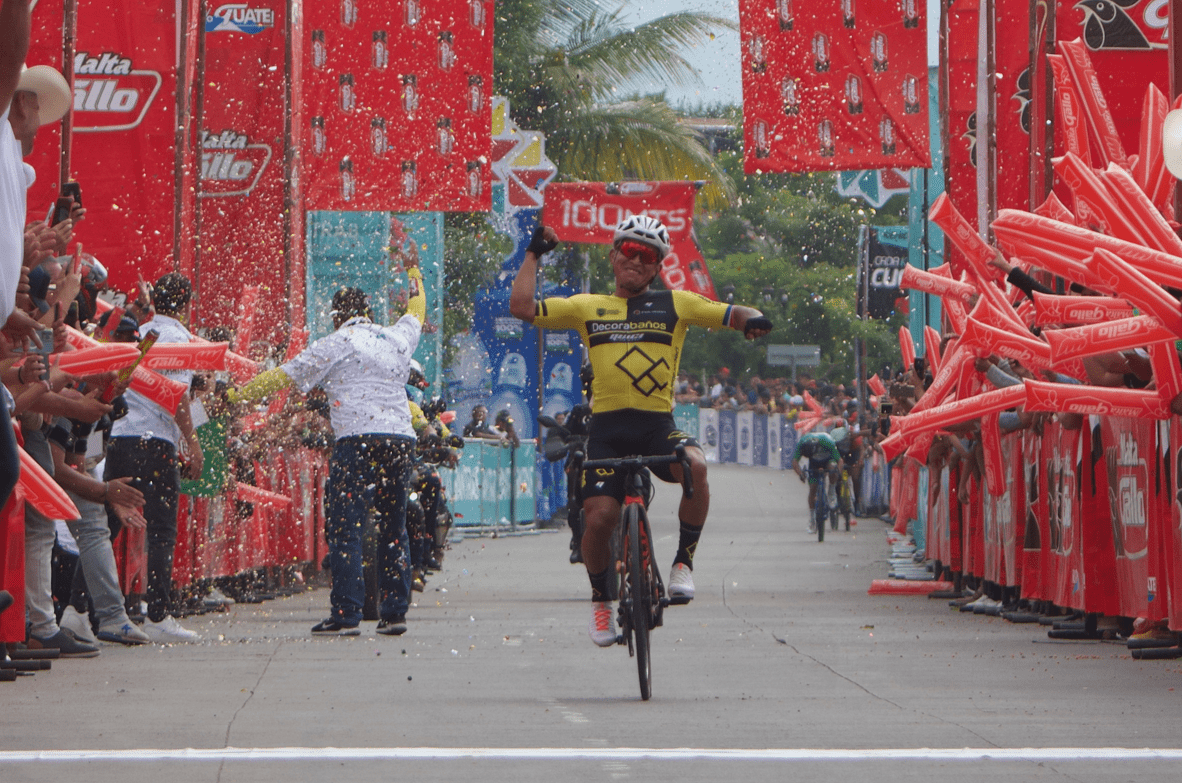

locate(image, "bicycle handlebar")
(582, 445), (694, 500)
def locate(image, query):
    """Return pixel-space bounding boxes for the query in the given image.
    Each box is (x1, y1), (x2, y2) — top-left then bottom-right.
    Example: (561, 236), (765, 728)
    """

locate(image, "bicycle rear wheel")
(626, 504), (652, 700)
(815, 496), (826, 543)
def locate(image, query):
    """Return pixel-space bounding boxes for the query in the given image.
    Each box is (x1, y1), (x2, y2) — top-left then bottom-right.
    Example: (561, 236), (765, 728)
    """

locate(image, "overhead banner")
(542, 181), (718, 300)
(301, 0), (494, 212)
(27, 0), (182, 294)
(195, 0), (292, 348)
(738, 0), (930, 173)
(942, 0), (979, 276)
(995, 0), (1032, 212)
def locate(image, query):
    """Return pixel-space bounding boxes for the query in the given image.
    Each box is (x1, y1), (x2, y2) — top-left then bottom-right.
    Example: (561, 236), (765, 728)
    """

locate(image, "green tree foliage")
(681, 150), (909, 385)
(493, 0), (736, 208)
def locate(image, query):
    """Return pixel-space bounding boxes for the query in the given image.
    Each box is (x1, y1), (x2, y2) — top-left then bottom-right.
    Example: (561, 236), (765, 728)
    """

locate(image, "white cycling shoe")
(588, 601), (617, 647)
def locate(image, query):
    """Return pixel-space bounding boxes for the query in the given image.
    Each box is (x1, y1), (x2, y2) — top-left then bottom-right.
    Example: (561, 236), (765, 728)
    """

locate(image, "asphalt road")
(2, 463), (1179, 782)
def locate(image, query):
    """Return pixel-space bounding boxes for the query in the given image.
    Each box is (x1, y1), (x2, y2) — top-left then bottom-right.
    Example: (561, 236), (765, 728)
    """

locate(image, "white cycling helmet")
(829, 427), (849, 444)
(612, 215), (671, 261)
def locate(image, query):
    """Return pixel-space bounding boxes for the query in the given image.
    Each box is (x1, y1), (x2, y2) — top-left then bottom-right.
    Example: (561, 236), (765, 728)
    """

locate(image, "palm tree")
(494, 1), (737, 208)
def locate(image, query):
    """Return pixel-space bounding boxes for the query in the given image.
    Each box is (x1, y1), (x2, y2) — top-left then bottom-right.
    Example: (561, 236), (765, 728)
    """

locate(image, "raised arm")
(509, 225), (558, 322)
(0, 0), (30, 115)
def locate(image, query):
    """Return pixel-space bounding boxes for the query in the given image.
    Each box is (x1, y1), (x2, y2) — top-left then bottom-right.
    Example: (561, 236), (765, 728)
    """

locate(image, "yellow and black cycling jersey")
(533, 290), (732, 414)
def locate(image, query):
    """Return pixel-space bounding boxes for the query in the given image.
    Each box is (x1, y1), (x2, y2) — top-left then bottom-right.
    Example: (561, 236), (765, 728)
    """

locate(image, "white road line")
(1, 748), (1181, 763)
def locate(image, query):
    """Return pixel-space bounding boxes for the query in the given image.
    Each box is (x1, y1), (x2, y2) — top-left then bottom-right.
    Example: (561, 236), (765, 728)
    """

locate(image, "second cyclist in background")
(792, 429), (841, 534)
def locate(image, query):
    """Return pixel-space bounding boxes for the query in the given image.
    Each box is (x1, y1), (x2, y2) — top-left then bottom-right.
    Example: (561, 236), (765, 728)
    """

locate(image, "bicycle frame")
(581, 445), (694, 701)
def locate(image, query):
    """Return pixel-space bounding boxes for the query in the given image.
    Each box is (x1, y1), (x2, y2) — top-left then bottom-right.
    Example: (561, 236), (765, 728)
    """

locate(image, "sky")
(618, 0), (942, 110)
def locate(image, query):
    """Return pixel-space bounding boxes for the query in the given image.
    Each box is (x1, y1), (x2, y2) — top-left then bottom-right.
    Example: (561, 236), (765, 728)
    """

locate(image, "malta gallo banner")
(738, 0), (930, 173)
(196, 1), (291, 346)
(26, 1), (180, 293)
(302, 0), (494, 212)
(543, 182), (719, 300)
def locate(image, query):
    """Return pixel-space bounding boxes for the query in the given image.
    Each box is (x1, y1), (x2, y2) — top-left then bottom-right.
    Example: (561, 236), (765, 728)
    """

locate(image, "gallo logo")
(207, 4), (275, 34)
(73, 52), (162, 133)
(199, 130), (273, 198)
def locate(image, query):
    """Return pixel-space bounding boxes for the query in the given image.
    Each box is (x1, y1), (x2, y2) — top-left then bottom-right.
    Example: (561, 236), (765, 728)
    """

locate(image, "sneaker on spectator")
(204, 587), (235, 607)
(376, 615), (407, 636)
(97, 619), (151, 646)
(30, 629), (100, 658)
(311, 617), (360, 636)
(59, 606), (99, 646)
(588, 601), (617, 647)
(668, 563), (695, 602)
(142, 615), (201, 644)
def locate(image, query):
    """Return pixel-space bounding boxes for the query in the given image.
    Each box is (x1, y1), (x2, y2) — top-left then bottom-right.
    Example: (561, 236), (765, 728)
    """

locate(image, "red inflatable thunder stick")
(234, 482), (291, 509)
(993, 210), (1182, 291)
(1057, 39), (1129, 170)
(927, 193), (1005, 285)
(899, 264), (976, 303)
(141, 342), (229, 372)
(18, 448), (80, 521)
(898, 325), (916, 372)
(1042, 316), (1176, 364)
(1101, 164), (1182, 256)
(1054, 153), (1145, 243)
(892, 384), (1026, 438)
(52, 344), (141, 375)
(923, 326), (942, 374)
(64, 327), (187, 413)
(908, 340), (972, 415)
(1148, 342), (1182, 404)
(1033, 192), (1075, 223)
(1047, 54), (1092, 169)
(1087, 249), (1182, 337)
(867, 374), (887, 397)
(959, 317), (1053, 370)
(1023, 379), (1170, 419)
(1030, 292), (1134, 326)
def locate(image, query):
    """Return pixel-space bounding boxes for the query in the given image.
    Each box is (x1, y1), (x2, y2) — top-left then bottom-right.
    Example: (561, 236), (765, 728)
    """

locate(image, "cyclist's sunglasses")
(615, 240), (662, 265)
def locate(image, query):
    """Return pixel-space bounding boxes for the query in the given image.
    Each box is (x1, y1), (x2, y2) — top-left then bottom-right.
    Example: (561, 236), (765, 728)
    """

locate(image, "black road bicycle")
(581, 445), (694, 701)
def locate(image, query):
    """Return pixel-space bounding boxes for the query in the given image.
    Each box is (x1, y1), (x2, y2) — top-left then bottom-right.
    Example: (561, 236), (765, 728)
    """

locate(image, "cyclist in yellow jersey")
(510, 216), (772, 646)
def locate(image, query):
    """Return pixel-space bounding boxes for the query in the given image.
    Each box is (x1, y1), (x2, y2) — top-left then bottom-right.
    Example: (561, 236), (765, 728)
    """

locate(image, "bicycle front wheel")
(815, 497), (826, 543)
(626, 504), (652, 701)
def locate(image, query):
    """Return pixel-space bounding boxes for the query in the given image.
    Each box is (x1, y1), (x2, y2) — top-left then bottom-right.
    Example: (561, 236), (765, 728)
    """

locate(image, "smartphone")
(881, 401), (894, 415)
(61, 181), (82, 208)
(33, 328), (53, 382)
(52, 196), (72, 226)
(913, 357), (925, 377)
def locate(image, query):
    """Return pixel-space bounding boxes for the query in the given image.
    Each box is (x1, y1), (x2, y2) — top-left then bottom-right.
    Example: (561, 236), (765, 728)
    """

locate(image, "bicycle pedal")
(615, 634), (626, 645)
(658, 597), (670, 608)
(667, 595), (692, 606)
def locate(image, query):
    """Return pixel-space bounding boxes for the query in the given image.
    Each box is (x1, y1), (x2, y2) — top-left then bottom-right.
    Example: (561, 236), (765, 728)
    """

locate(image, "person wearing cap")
(510, 218), (773, 648)
(103, 272), (206, 644)
(232, 255), (426, 637)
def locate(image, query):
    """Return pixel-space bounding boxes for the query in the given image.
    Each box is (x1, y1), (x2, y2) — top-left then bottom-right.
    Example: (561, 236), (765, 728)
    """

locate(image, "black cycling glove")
(744, 315), (773, 336)
(527, 225), (559, 257)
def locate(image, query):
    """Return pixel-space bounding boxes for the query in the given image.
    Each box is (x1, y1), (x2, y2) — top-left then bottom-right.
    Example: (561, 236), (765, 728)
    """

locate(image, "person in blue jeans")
(233, 256), (425, 636)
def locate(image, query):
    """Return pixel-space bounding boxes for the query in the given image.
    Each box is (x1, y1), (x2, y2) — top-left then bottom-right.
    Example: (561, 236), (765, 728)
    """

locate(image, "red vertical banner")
(738, 0), (929, 173)
(1167, 418), (1182, 629)
(994, 0), (1031, 212)
(301, 0), (493, 211)
(196, 2), (291, 347)
(27, 2), (180, 294)
(543, 182), (718, 299)
(1021, 427), (1049, 600)
(942, 0), (978, 276)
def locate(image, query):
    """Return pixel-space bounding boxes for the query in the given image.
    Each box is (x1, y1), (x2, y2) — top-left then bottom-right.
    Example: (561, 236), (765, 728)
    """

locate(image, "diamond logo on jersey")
(615, 347), (670, 397)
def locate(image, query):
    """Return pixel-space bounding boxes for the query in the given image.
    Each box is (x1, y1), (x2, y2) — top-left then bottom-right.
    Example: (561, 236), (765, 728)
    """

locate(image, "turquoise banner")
(305, 211), (445, 387)
(444, 440), (537, 527)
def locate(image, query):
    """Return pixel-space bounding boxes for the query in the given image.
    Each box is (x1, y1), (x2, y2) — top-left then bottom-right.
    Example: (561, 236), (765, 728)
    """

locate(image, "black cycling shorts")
(582, 409), (699, 502)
